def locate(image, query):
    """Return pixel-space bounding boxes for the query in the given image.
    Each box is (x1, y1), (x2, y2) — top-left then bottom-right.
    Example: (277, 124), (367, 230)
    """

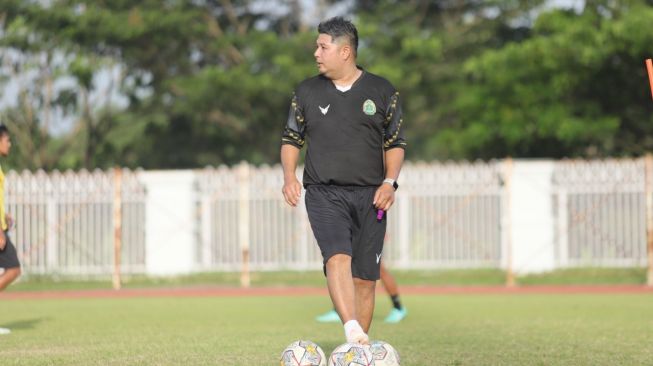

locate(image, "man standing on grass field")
(280, 17), (406, 345)
(0, 124), (21, 335)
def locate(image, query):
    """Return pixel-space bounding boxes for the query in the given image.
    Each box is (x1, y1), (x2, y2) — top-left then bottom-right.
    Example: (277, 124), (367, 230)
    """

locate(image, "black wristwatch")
(383, 178), (399, 191)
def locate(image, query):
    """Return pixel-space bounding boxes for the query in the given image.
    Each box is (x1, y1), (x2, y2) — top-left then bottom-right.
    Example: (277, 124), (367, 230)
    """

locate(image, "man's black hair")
(317, 17), (358, 56)
(0, 124), (8, 138)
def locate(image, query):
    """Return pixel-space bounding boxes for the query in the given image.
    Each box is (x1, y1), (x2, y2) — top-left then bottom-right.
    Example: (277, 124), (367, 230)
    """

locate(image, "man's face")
(0, 134), (11, 157)
(314, 33), (344, 77)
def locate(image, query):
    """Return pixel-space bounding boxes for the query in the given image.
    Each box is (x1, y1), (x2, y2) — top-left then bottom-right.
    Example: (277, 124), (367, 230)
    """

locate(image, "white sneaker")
(0, 328), (11, 335)
(346, 328), (369, 345)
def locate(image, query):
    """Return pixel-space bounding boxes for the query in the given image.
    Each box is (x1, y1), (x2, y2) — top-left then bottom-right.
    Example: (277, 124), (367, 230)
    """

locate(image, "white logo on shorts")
(376, 252), (382, 264)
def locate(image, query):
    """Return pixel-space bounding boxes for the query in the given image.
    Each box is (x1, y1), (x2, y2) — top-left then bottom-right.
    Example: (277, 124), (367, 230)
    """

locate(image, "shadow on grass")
(0, 317), (46, 330)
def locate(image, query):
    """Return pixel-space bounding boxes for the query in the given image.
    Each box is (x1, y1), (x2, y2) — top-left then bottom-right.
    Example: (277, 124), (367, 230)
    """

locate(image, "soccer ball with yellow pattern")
(328, 343), (375, 366)
(280, 340), (327, 366)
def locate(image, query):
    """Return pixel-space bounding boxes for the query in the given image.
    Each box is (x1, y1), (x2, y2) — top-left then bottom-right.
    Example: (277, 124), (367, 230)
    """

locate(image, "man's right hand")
(282, 177), (302, 207)
(0, 230), (6, 251)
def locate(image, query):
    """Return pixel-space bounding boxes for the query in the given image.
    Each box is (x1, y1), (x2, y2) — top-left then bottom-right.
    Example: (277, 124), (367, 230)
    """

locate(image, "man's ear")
(340, 44), (352, 61)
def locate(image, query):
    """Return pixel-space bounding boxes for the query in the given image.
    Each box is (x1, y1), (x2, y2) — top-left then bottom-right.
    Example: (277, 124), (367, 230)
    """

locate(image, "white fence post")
(141, 170), (196, 276)
(645, 154), (653, 286)
(45, 177), (58, 271)
(501, 158), (515, 285)
(397, 194), (410, 268)
(197, 169), (212, 270)
(556, 189), (569, 267)
(237, 162), (251, 287)
(112, 168), (122, 290)
(200, 193), (212, 269)
(509, 160), (556, 274)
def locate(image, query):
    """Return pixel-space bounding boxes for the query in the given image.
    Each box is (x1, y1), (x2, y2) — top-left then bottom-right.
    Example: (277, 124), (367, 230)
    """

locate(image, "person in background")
(0, 124), (22, 335)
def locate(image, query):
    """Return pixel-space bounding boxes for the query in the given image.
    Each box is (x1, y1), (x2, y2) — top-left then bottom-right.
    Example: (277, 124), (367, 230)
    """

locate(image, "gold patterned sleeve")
(281, 93), (306, 148)
(383, 91), (407, 150)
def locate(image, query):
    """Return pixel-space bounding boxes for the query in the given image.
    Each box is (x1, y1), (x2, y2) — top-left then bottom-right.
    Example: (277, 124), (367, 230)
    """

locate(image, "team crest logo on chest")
(363, 99), (376, 115)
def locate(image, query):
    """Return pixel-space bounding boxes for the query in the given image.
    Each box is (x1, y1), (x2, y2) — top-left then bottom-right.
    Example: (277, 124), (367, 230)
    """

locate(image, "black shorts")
(305, 185), (386, 281)
(0, 232), (20, 269)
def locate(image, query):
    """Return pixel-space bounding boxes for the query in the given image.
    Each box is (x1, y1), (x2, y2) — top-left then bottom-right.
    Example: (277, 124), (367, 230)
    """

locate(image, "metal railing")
(195, 161), (504, 271)
(552, 159), (648, 267)
(5, 169), (146, 276)
(4, 159), (651, 278)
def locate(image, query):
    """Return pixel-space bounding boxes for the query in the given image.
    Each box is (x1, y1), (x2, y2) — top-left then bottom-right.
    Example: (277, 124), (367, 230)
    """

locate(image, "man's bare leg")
(0, 268), (19, 335)
(325, 254), (369, 344)
(0, 267), (21, 291)
(325, 254), (355, 322)
(354, 277), (376, 332)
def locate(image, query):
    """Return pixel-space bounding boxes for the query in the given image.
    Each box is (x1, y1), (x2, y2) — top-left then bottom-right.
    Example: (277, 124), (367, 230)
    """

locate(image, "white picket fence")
(5, 169), (146, 275)
(4, 159), (652, 278)
(196, 165), (322, 271)
(553, 159), (648, 267)
(382, 162), (503, 268)
(194, 161), (504, 272)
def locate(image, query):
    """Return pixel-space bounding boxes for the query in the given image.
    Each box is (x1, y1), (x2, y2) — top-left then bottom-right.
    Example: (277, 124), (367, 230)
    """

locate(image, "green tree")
(352, 0), (545, 160)
(438, 0), (653, 158)
(1, 0), (322, 169)
(1, 1), (125, 169)
(3, 0), (653, 169)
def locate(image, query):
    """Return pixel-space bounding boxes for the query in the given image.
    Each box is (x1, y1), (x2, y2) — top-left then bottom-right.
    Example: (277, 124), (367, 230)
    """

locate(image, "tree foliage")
(1, 0), (653, 170)
(443, 0), (653, 158)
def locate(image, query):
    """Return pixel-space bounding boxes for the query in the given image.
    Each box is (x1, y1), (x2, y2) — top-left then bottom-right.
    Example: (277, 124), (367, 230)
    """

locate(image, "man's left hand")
(373, 183), (395, 211)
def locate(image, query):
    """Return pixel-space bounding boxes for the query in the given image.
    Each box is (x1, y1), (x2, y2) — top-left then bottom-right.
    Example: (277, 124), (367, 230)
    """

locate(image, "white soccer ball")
(280, 340), (327, 366)
(368, 340), (400, 366)
(328, 343), (375, 366)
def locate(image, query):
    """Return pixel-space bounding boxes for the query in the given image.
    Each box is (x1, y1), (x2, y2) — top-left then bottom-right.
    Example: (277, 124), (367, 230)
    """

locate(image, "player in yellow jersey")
(0, 124), (20, 335)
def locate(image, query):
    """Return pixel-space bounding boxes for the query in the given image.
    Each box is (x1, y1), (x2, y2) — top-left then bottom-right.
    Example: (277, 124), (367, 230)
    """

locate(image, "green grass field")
(8, 267), (648, 292)
(1, 292), (652, 365)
